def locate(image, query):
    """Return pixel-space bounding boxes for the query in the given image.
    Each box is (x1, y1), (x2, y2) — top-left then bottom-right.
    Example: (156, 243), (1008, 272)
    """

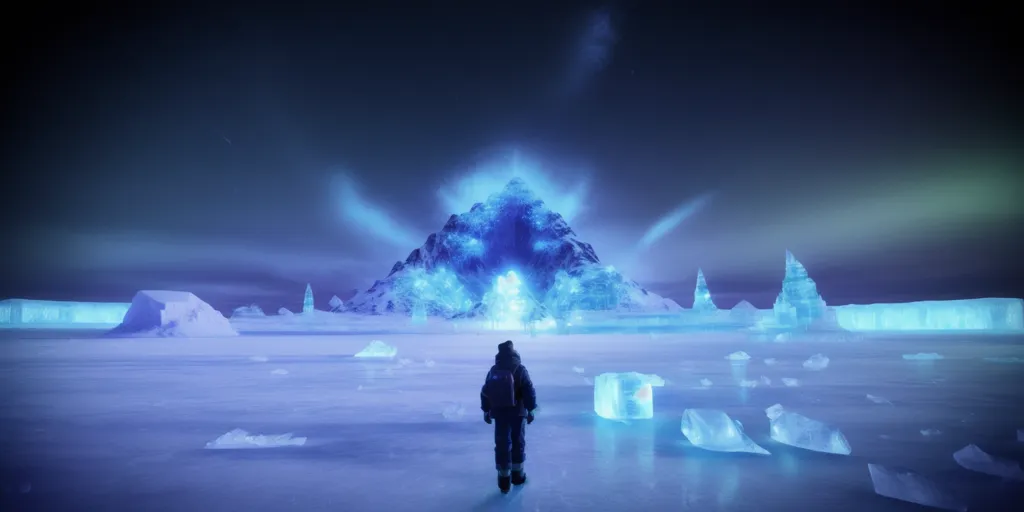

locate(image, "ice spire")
(773, 251), (827, 327)
(303, 284), (314, 314)
(692, 268), (718, 311)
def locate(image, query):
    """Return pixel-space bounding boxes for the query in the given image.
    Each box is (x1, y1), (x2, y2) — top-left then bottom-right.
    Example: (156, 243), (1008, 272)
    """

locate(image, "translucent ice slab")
(867, 464), (967, 511)
(0, 298), (130, 327)
(953, 444), (1024, 480)
(679, 409), (769, 455)
(354, 340), (398, 358)
(765, 404), (851, 455)
(834, 297), (1024, 332)
(593, 372), (666, 420)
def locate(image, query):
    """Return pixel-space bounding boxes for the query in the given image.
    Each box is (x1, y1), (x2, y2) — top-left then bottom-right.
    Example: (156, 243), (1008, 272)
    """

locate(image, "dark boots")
(497, 474), (511, 493)
(511, 470), (527, 486)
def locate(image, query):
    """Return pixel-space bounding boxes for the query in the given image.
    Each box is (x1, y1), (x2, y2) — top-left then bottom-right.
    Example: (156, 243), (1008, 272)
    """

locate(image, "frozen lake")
(2, 330), (1023, 511)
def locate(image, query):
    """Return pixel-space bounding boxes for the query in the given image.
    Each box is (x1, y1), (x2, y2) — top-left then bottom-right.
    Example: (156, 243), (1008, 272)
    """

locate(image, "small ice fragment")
(866, 394), (892, 405)
(354, 340), (397, 358)
(867, 464), (967, 511)
(725, 351), (751, 361)
(441, 402), (465, 420)
(982, 356), (1023, 363)
(763, 358), (778, 366)
(764, 403), (851, 455)
(424, 359), (436, 367)
(952, 444), (1024, 480)
(774, 333), (790, 342)
(593, 372), (664, 420)
(356, 385), (364, 391)
(739, 379), (759, 388)
(902, 353), (943, 361)
(572, 366), (585, 374)
(205, 428), (307, 449)
(802, 354), (829, 371)
(397, 358), (413, 367)
(920, 429), (942, 437)
(698, 378), (713, 388)
(760, 376), (771, 386)
(249, 355), (269, 362)
(781, 378), (800, 387)
(270, 369), (288, 375)
(680, 409), (770, 455)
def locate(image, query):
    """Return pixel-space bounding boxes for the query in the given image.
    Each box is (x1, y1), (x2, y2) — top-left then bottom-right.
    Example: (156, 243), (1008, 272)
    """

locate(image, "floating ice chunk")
(397, 358), (413, 367)
(774, 333), (790, 342)
(867, 463), (967, 511)
(920, 428), (942, 437)
(695, 378), (713, 389)
(108, 291), (238, 338)
(983, 356), (1023, 364)
(739, 379), (759, 388)
(205, 429), (306, 449)
(593, 372), (666, 420)
(271, 369), (288, 375)
(765, 403), (851, 455)
(572, 366), (585, 374)
(278, 307), (293, 316)
(441, 402), (465, 420)
(424, 359), (436, 367)
(763, 358), (778, 366)
(866, 394), (892, 405)
(802, 354), (829, 371)
(903, 353), (943, 361)
(953, 444), (1024, 480)
(679, 409), (770, 455)
(781, 378), (800, 387)
(354, 340), (397, 358)
(760, 376), (771, 386)
(725, 351), (751, 361)
(249, 355), (269, 362)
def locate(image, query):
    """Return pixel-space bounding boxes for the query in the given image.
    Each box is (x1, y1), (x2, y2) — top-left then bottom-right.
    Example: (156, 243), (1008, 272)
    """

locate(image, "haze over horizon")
(3, 2), (1022, 313)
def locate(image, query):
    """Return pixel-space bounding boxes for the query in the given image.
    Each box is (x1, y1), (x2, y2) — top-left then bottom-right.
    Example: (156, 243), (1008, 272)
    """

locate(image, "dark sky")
(3, 1), (1022, 312)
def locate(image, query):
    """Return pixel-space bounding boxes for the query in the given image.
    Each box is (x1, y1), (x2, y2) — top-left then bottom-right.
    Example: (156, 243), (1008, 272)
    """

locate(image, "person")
(480, 340), (537, 494)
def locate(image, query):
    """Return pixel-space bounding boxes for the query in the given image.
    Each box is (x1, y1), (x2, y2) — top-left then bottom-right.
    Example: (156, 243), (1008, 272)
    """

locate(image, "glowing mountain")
(347, 178), (681, 320)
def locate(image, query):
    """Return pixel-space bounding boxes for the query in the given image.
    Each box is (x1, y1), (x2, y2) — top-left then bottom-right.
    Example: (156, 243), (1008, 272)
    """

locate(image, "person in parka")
(480, 340), (538, 493)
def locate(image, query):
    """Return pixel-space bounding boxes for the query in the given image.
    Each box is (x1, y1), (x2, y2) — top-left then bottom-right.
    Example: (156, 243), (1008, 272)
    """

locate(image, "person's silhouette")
(480, 340), (537, 493)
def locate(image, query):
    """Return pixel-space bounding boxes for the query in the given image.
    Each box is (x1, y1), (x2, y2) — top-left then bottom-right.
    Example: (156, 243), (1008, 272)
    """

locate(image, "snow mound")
(204, 428), (306, 449)
(108, 291), (237, 338)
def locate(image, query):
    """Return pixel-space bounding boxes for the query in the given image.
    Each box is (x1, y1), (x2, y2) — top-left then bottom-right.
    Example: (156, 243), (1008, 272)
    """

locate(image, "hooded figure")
(480, 340), (537, 493)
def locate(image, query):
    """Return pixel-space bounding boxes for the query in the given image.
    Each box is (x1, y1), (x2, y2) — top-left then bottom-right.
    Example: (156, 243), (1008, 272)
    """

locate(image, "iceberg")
(765, 404), (851, 455)
(231, 304), (265, 318)
(691, 268), (718, 312)
(867, 464), (967, 511)
(679, 409), (770, 455)
(802, 353), (829, 370)
(593, 372), (666, 420)
(328, 295), (346, 312)
(0, 298), (130, 327)
(903, 353), (943, 361)
(729, 300), (762, 324)
(835, 297), (1024, 332)
(772, 251), (828, 328)
(302, 284), (314, 314)
(725, 351), (751, 362)
(205, 428), (306, 449)
(952, 444), (1024, 480)
(354, 340), (398, 358)
(107, 291), (238, 338)
(278, 307), (293, 316)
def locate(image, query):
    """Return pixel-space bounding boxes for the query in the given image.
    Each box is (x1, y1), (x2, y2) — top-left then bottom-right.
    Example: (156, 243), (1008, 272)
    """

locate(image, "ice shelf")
(0, 298), (131, 328)
(834, 298), (1024, 332)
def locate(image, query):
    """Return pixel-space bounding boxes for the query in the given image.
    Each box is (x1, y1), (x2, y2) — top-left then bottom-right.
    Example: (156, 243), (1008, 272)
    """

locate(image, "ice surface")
(249, 355), (269, 362)
(572, 366), (585, 374)
(0, 298), (130, 327)
(760, 376), (771, 386)
(903, 353), (943, 361)
(835, 297), (1024, 331)
(271, 369), (288, 375)
(867, 463), (967, 511)
(763, 358), (778, 366)
(354, 340), (397, 358)
(866, 394), (892, 405)
(982, 356), (1022, 364)
(108, 291), (237, 338)
(952, 444), (1024, 480)
(729, 300), (762, 324)
(231, 304), (265, 318)
(698, 378), (713, 388)
(781, 378), (800, 387)
(593, 372), (665, 420)
(725, 351), (751, 361)
(679, 409), (770, 455)
(205, 429), (306, 449)
(739, 379), (759, 388)
(773, 251), (828, 327)
(802, 353), (829, 370)
(921, 429), (941, 437)
(691, 268), (718, 311)
(302, 284), (314, 314)
(328, 295), (346, 312)
(765, 403), (851, 455)
(441, 402), (465, 420)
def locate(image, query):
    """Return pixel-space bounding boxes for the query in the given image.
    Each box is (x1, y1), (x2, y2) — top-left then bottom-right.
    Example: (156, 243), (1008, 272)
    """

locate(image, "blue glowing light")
(391, 267), (473, 317)
(637, 192), (716, 250)
(483, 270), (533, 329)
(330, 174), (420, 248)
